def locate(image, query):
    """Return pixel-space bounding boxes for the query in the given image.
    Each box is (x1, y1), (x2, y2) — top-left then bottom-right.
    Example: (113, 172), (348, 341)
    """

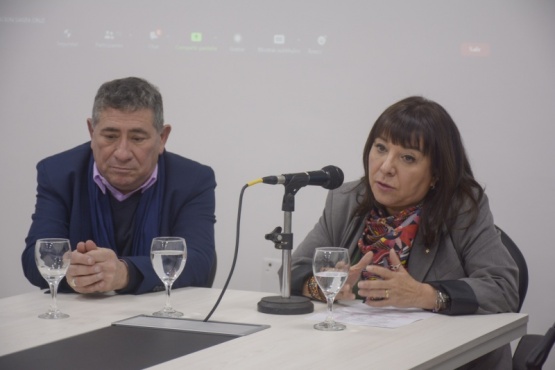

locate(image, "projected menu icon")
(95, 29), (124, 48)
(150, 29), (163, 40)
(191, 32), (203, 42)
(273, 34), (285, 44)
(57, 28), (79, 48)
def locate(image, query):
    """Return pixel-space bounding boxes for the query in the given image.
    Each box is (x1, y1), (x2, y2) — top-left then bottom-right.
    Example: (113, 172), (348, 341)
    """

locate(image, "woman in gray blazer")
(290, 96), (519, 369)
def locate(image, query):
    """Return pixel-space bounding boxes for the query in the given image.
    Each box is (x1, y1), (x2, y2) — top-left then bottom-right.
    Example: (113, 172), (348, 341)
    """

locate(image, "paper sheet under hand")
(308, 302), (436, 328)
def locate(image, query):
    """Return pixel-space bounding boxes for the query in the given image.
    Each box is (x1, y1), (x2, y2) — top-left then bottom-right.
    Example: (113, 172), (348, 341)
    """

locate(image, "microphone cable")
(204, 169), (341, 320)
(203, 179), (262, 321)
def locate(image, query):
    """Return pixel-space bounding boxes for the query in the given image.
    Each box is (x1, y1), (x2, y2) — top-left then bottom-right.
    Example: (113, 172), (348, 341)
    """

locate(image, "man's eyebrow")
(128, 128), (149, 135)
(99, 127), (149, 134)
(99, 127), (120, 133)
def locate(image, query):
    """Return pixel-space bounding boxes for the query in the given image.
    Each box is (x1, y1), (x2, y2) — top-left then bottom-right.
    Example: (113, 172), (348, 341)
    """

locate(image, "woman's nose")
(379, 155), (395, 175)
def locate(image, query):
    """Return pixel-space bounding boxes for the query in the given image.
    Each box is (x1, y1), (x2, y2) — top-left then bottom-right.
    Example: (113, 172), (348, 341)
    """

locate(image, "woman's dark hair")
(355, 96), (484, 247)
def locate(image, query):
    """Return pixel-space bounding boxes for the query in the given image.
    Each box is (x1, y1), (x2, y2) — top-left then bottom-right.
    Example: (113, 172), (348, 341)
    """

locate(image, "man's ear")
(159, 124), (172, 154)
(87, 118), (94, 138)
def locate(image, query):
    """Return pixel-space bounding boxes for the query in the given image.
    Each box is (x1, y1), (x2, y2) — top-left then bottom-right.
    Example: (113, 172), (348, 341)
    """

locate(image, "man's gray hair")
(91, 77), (164, 132)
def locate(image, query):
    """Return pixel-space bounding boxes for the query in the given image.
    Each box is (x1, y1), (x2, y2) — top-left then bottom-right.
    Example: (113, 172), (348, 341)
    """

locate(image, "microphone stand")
(257, 175), (314, 315)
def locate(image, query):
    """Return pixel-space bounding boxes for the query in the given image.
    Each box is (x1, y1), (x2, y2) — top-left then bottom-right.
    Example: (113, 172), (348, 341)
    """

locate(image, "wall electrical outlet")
(260, 258), (281, 293)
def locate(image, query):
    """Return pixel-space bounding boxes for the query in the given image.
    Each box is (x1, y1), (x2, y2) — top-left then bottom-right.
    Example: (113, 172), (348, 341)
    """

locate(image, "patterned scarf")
(358, 205), (421, 280)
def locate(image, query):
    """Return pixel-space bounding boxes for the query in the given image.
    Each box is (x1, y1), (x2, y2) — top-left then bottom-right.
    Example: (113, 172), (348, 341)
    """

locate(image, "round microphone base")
(257, 295), (314, 315)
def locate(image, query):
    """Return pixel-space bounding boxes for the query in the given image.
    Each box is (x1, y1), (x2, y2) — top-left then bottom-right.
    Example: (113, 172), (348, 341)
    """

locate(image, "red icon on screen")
(460, 42), (491, 57)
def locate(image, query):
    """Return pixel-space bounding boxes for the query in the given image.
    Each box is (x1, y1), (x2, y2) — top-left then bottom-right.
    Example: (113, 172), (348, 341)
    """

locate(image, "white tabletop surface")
(0, 287), (527, 369)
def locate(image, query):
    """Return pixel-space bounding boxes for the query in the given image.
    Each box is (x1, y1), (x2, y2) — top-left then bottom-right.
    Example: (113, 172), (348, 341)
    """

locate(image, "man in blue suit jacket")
(22, 77), (216, 294)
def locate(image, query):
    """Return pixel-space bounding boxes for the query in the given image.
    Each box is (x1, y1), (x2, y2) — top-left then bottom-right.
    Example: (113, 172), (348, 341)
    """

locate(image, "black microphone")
(261, 165), (344, 190)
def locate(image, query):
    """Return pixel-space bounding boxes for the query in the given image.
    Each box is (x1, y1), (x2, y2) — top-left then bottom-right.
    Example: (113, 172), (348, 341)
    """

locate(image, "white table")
(0, 287), (527, 369)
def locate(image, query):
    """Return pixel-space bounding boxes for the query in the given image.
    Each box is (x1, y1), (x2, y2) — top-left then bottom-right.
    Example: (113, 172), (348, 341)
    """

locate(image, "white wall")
(1, 1), (554, 366)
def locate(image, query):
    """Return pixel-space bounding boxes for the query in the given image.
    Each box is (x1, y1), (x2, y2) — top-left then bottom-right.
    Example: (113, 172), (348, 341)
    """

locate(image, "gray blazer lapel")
(342, 214), (365, 256)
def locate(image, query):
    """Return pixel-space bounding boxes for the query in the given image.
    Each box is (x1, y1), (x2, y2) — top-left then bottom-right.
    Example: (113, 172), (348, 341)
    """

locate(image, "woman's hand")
(335, 250), (374, 301)
(357, 249), (436, 310)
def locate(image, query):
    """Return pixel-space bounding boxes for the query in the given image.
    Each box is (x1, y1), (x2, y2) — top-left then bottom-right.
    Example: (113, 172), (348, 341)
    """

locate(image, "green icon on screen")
(191, 32), (202, 42)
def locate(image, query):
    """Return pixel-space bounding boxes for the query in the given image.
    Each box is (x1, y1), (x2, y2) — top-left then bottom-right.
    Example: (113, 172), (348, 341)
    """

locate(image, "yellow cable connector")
(247, 178), (263, 187)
